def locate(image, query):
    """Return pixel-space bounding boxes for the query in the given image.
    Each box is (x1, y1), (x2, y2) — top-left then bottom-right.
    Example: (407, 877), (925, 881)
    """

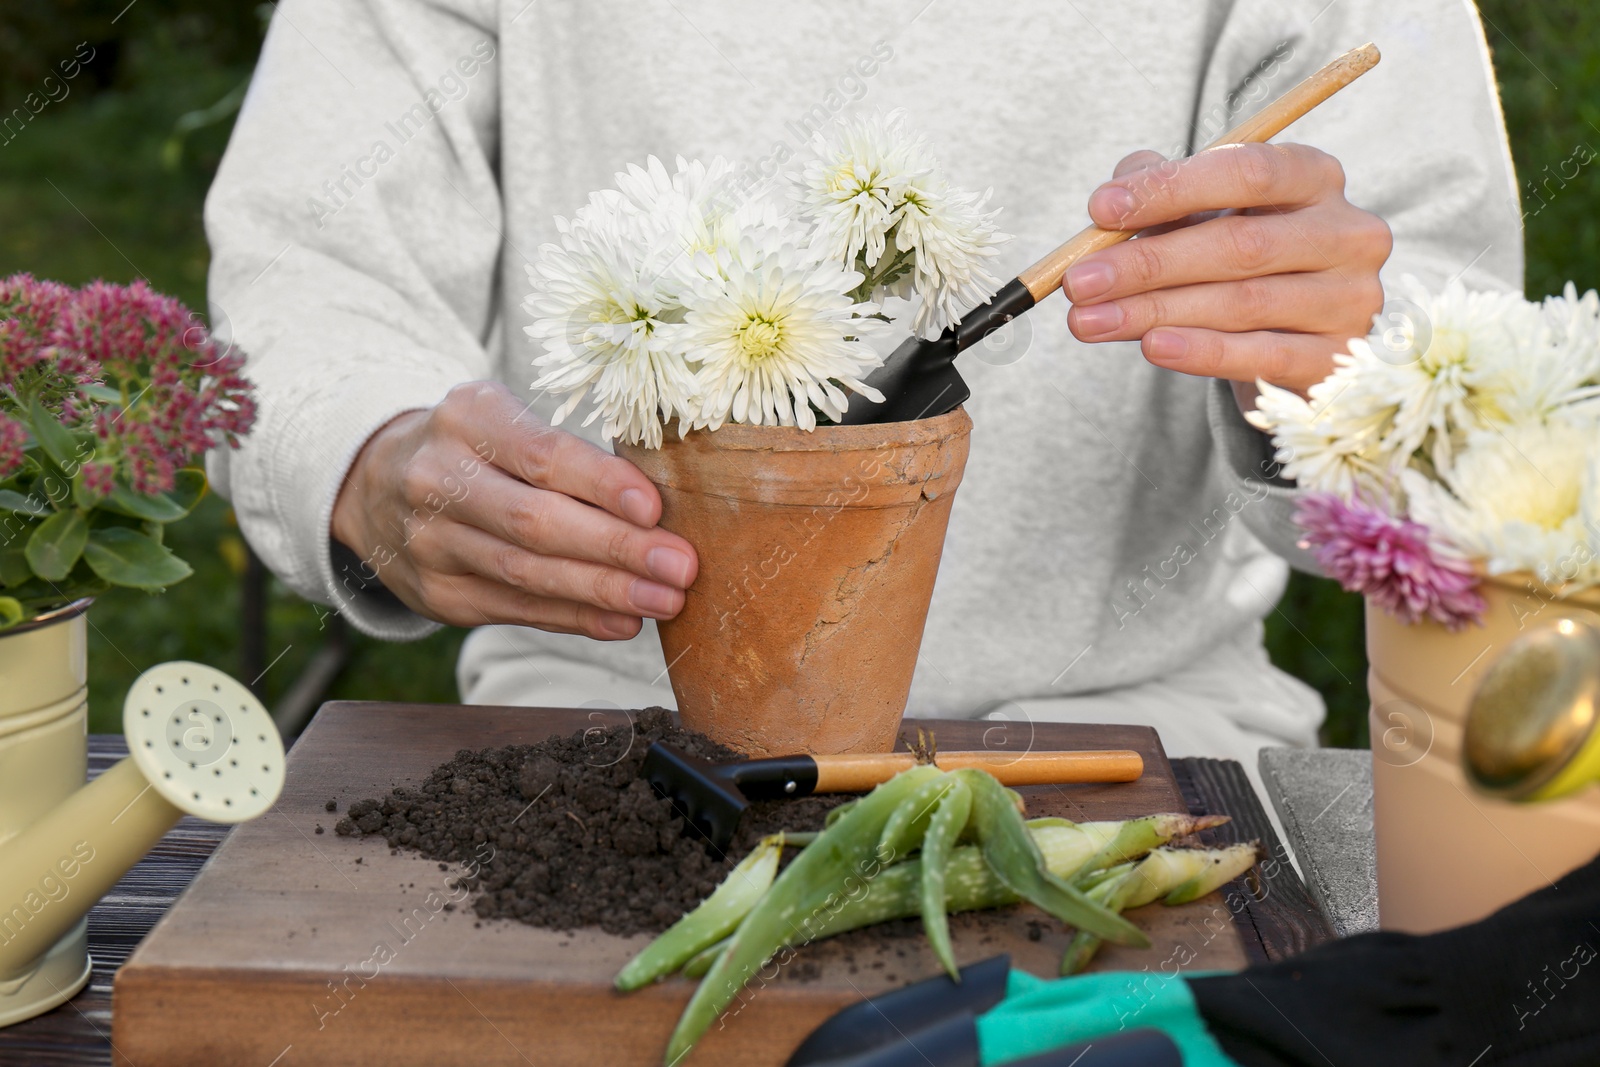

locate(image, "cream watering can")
(0, 602), (283, 1027)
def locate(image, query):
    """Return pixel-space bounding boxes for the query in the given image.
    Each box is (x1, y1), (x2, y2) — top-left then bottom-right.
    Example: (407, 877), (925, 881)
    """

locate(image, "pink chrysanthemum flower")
(1295, 493), (1486, 630)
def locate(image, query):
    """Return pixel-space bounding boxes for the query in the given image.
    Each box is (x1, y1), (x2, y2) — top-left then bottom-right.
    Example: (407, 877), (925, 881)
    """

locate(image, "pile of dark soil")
(336, 709), (844, 936)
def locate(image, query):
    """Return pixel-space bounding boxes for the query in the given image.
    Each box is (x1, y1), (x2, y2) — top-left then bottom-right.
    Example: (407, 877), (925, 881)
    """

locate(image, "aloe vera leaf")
(665, 824), (1097, 988)
(1060, 874), (1133, 975)
(1162, 843), (1260, 905)
(1060, 845), (1260, 975)
(917, 776), (973, 980)
(662, 764), (945, 1065)
(877, 772), (957, 862)
(614, 834), (784, 991)
(681, 936), (728, 979)
(823, 798), (859, 828)
(682, 827), (1158, 976)
(1072, 813), (1232, 882)
(954, 769), (1149, 948)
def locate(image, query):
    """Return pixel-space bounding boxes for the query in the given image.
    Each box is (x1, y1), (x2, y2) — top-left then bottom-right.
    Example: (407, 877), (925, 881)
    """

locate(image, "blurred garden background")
(2, 3), (1594, 739)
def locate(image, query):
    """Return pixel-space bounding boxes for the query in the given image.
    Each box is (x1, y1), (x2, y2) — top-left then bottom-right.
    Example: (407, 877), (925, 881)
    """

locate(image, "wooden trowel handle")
(812, 749), (1144, 792)
(1015, 42), (1381, 301)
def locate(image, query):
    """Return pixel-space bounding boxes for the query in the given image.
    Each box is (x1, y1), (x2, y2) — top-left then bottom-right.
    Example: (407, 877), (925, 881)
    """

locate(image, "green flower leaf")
(168, 468), (207, 514)
(0, 545), (31, 586)
(0, 596), (22, 628)
(99, 483), (186, 523)
(25, 508), (89, 582)
(0, 489), (50, 517)
(28, 396), (91, 469)
(83, 527), (192, 590)
(97, 469), (207, 523)
(78, 384), (123, 404)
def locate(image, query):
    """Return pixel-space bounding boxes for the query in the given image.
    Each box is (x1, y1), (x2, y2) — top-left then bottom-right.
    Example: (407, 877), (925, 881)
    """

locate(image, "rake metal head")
(640, 742), (750, 856)
(640, 742), (818, 856)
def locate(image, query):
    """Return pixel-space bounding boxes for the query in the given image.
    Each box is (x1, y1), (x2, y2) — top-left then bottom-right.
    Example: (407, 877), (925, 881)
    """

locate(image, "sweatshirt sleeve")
(1194, 0), (1524, 572)
(204, 0), (502, 640)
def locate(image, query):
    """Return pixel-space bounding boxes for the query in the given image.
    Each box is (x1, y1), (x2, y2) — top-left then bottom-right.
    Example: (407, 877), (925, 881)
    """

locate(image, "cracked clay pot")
(616, 407), (971, 756)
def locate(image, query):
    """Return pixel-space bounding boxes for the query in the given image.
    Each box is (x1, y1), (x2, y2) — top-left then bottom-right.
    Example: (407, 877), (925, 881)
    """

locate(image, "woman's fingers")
(417, 567), (644, 640)
(1138, 326), (1346, 394)
(451, 466), (697, 589)
(424, 521), (685, 622)
(1063, 209), (1375, 305)
(1068, 271), (1382, 345)
(1111, 149), (1168, 180)
(443, 380), (667, 528)
(1088, 142), (1343, 231)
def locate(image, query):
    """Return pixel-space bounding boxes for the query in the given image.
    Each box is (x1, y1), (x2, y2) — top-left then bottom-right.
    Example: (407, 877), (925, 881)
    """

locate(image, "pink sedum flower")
(64, 279), (255, 495)
(0, 274), (256, 497)
(0, 414), (25, 479)
(1295, 493), (1486, 630)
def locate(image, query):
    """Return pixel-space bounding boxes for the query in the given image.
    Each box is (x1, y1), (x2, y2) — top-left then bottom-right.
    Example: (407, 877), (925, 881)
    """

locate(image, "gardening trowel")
(641, 741), (1142, 854)
(840, 42), (1381, 425)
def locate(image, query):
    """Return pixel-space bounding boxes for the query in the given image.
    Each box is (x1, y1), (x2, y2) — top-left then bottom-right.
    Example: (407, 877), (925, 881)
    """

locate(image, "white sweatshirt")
(205, 0), (1521, 752)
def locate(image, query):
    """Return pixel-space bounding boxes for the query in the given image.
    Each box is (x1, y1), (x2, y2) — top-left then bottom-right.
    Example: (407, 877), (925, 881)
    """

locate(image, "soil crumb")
(336, 709), (844, 936)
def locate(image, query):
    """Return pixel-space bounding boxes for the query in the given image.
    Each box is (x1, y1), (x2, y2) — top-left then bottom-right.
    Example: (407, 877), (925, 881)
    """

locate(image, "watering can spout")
(0, 662), (284, 987)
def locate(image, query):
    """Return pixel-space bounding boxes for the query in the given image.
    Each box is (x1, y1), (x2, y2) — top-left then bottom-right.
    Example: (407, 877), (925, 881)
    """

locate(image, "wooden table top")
(0, 717), (1331, 1067)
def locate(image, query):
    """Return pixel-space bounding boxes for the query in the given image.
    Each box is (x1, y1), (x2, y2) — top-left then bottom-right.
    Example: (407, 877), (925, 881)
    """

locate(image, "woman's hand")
(1063, 143), (1392, 396)
(330, 380), (697, 639)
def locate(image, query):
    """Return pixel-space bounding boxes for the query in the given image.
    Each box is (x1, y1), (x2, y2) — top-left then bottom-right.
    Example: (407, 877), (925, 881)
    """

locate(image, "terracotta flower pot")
(616, 408), (972, 756)
(1366, 576), (1600, 933)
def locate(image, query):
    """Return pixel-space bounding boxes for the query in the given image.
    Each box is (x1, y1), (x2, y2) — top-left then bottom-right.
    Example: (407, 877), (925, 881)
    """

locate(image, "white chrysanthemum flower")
(1249, 364), (1399, 502)
(795, 109), (1009, 339)
(1361, 275), (1538, 473)
(613, 155), (743, 262)
(1524, 282), (1600, 423)
(1403, 421), (1600, 586)
(524, 211), (698, 449)
(796, 111), (929, 270)
(681, 228), (887, 431)
(894, 182), (1007, 339)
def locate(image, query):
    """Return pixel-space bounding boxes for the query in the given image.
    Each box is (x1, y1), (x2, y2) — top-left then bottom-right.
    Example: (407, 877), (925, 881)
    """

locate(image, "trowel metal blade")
(838, 330), (969, 426)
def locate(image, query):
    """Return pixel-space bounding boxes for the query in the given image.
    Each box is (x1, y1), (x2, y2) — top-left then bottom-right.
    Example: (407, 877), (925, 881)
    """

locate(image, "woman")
(204, 0), (1520, 797)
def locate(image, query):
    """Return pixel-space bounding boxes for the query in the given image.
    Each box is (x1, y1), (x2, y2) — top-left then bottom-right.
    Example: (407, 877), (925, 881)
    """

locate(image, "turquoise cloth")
(976, 970), (1241, 1066)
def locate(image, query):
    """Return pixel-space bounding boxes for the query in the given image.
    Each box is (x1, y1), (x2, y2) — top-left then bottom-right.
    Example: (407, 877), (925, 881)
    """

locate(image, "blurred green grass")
(0, 3), (1591, 741)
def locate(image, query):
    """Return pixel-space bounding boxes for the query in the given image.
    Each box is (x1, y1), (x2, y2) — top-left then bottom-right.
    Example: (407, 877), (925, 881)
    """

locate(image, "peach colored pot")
(1366, 575), (1600, 933)
(617, 408), (972, 756)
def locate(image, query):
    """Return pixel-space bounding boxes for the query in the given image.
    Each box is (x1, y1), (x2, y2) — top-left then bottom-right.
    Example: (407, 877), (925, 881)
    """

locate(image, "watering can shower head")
(1464, 614), (1600, 803)
(0, 661), (283, 998)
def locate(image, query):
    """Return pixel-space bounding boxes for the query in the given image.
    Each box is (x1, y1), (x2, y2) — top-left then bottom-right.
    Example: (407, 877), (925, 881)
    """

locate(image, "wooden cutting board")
(112, 702), (1248, 1066)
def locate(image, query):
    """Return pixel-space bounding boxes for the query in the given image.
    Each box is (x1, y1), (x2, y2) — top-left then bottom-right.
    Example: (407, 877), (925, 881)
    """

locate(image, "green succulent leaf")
(0, 596), (22, 628)
(99, 482), (188, 523)
(0, 545), (32, 586)
(83, 527), (193, 589)
(25, 508), (89, 581)
(27, 396), (91, 469)
(78, 384), (123, 404)
(168, 468), (207, 514)
(0, 489), (50, 517)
